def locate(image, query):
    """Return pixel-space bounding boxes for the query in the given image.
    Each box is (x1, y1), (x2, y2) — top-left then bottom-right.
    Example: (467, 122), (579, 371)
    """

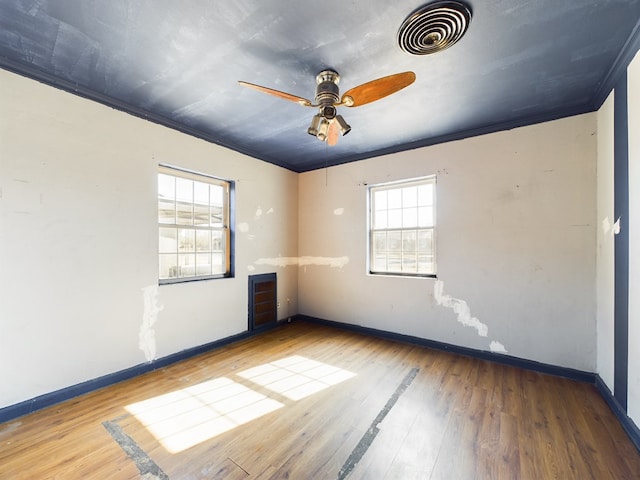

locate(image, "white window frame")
(158, 165), (233, 284)
(368, 176), (436, 277)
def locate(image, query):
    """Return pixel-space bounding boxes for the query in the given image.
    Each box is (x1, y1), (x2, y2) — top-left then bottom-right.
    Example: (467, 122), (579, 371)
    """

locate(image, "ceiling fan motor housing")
(315, 70), (340, 119)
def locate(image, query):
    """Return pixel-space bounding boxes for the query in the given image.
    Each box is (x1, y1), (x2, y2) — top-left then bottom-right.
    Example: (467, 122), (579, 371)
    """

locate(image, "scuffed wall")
(298, 114), (597, 371)
(0, 70), (298, 408)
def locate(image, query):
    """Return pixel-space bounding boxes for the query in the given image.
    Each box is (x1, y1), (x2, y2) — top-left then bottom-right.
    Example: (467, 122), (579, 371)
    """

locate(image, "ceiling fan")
(238, 70), (416, 146)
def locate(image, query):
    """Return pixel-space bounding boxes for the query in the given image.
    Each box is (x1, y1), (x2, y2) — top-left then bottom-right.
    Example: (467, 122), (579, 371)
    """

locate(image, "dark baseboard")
(0, 326), (277, 424)
(595, 375), (640, 452)
(296, 315), (596, 383)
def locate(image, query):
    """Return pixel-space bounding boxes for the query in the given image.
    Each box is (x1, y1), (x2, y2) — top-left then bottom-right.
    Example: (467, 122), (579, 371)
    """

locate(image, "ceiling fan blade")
(341, 71), (416, 107)
(238, 81), (312, 106)
(327, 118), (340, 146)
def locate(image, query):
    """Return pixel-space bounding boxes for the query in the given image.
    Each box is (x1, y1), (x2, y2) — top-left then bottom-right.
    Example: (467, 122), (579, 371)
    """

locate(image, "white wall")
(0, 70), (298, 408)
(299, 114), (597, 371)
(627, 50), (640, 426)
(596, 91), (615, 392)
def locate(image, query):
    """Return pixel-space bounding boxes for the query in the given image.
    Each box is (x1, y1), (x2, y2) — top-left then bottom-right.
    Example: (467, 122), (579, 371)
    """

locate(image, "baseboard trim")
(297, 315), (595, 383)
(0, 327), (276, 424)
(595, 375), (640, 452)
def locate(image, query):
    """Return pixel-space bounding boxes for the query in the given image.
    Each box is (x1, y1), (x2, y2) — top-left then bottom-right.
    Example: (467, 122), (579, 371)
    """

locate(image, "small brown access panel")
(249, 273), (277, 330)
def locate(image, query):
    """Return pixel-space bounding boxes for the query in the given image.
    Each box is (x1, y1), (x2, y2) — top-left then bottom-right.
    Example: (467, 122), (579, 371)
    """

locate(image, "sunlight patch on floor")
(125, 377), (283, 453)
(237, 355), (356, 401)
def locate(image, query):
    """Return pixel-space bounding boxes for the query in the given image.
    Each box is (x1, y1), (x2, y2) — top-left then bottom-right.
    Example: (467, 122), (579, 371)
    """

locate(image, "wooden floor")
(1, 321), (639, 479)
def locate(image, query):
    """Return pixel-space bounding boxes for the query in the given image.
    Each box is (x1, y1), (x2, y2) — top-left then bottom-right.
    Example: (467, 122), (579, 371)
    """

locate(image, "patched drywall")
(0, 69), (298, 409)
(298, 114), (597, 371)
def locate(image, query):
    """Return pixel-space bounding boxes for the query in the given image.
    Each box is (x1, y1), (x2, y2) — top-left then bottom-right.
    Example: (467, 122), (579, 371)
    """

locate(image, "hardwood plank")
(1, 321), (639, 479)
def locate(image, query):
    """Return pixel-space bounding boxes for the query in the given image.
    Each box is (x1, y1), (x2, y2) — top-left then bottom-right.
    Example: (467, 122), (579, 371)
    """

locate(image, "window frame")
(367, 175), (437, 278)
(158, 164), (234, 284)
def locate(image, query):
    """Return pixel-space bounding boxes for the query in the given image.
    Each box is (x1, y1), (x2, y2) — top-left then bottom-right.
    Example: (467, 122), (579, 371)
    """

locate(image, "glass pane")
(373, 231), (387, 252)
(402, 255), (417, 273)
(374, 190), (387, 210)
(212, 253), (225, 274)
(158, 174), (175, 200)
(418, 207), (434, 227)
(194, 181), (209, 205)
(418, 230), (433, 252)
(195, 253), (212, 276)
(194, 204), (209, 226)
(402, 230), (417, 252)
(402, 186), (417, 207)
(178, 254), (196, 277)
(158, 199), (175, 224)
(388, 209), (402, 228)
(402, 207), (418, 228)
(388, 189), (401, 209)
(159, 227), (177, 254)
(387, 254), (402, 272)
(212, 230), (224, 251)
(196, 230), (211, 252)
(178, 228), (195, 252)
(176, 201), (193, 225)
(373, 254), (387, 271)
(418, 255), (434, 274)
(374, 211), (387, 229)
(418, 184), (433, 206)
(210, 185), (223, 206)
(210, 205), (223, 227)
(159, 254), (178, 279)
(176, 178), (193, 202)
(388, 231), (401, 252)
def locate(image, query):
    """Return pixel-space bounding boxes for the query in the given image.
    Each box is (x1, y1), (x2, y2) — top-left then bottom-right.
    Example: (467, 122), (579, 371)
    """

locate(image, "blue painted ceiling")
(1, 0), (639, 172)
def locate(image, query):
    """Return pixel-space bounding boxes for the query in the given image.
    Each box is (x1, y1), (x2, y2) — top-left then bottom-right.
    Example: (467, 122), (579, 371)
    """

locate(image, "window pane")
(402, 207), (418, 228)
(210, 205), (223, 227)
(402, 230), (417, 252)
(178, 228), (195, 252)
(176, 201), (193, 225)
(418, 255), (434, 273)
(418, 207), (434, 227)
(194, 204), (209, 226)
(373, 254), (387, 271)
(373, 231), (387, 251)
(388, 254), (402, 272)
(178, 254), (196, 277)
(158, 199), (175, 224)
(159, 254), (178, 279)
(418, 184), (433, 206)
(388, 231), (401, 252)
(194, 181), (209, 205)
(212, 230), (226, 251)
(402, 186), (417, 207)
(418, 230), (433, 252)
(195, 253), (212, 276)
(159, 228), (177, 254)
(374, 210), (387, 229)
(176, 178), (193, 202)
(212, 253), (225, 274)
(196, 230), (211, 252)
(402, 255), (417, 273)
(374, 190), (387, 210)
(388, 209), (402, 228)
(158, 174), (175, 200)
(210, 185), (223, 206)
(388, 189), (401, 209)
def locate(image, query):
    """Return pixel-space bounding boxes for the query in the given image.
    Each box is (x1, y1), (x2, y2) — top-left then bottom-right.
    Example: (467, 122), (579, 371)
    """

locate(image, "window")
(368, 176), (436, 277)
(158, 165), (233, 283)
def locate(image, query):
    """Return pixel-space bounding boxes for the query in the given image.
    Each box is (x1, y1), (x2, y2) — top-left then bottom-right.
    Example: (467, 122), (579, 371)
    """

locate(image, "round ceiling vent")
(398, 1), (472, 55)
